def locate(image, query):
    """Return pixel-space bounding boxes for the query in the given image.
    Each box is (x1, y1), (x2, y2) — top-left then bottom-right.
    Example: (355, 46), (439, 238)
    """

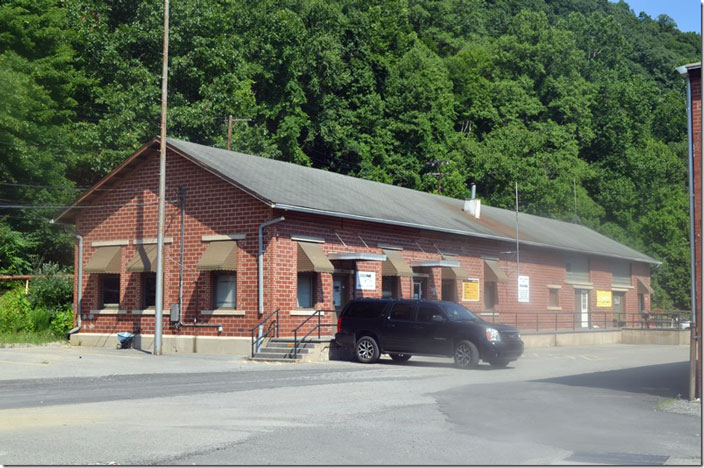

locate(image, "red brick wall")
(73, 146), (653, 337)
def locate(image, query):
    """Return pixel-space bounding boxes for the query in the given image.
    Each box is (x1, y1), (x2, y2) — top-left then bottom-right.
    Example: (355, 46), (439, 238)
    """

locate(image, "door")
(413, 280), (423, 300)
(441, 279), (457, 302)
(382, 302), (417, 352)
(414, 303), (451, 355)
(575, 289), (589, 328)
(333, 275), (349, 312)
(613, 292), (625, 327)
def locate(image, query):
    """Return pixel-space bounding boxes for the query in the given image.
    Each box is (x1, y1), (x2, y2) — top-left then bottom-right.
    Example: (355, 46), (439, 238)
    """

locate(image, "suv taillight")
(337, 315), (343, 334)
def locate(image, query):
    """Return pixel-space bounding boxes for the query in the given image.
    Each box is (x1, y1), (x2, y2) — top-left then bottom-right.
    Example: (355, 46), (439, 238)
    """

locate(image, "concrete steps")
(250, 337), (334, 362)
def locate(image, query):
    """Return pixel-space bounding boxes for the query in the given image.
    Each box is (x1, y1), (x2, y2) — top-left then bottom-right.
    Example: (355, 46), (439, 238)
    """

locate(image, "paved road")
(0, 344), (700, 465)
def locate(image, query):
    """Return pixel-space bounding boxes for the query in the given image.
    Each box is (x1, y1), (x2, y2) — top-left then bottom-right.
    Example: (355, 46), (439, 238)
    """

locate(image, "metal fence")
(482, 311), (692, 333)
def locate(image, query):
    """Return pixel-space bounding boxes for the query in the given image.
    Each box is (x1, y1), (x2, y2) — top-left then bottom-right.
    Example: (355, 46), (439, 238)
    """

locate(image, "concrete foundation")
(69, 333), (251, 355)
(522, 328), (690, 348)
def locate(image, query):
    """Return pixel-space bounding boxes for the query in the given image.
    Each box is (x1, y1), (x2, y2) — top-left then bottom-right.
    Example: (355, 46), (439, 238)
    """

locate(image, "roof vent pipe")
(464, 185), (481, 218)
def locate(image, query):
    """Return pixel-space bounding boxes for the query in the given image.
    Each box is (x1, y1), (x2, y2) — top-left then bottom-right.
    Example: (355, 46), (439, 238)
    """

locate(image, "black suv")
(334, 299), (523, 368)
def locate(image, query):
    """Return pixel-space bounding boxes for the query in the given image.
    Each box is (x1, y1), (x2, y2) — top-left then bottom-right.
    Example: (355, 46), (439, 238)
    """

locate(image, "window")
(484, 282), (498, 309)
(612, 262), (631, 286)
(100, 274), (120, 308)
(566, 256), (589, 283)
(382, 276), (398, 298)
(416, 304), (442, 322)
(549, 288), (560, 308)
(297, 272), (315, 309)
(389, 302), (414, 321)
(213, 273), (236, 308)
(142, 273), (156, 308)
(344, 301), (388, 319)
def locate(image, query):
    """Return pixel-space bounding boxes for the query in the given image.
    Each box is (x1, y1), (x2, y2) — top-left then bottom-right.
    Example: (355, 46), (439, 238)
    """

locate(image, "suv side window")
(344, 301), (388, 319)
(416, 304), (443, 322)
(389, 302), (414, 321)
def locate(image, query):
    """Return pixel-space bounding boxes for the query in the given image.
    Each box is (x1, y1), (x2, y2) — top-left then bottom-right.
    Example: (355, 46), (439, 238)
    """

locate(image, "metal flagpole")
(154, 0), (170, 356)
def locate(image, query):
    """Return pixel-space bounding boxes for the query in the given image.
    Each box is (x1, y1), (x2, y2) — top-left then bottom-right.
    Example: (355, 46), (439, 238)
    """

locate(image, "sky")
(612, 0), (700, 33)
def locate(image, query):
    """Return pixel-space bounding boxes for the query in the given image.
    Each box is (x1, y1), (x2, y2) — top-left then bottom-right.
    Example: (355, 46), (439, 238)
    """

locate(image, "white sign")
(356, 271), (376, 290)
(518, 275), (530, 303)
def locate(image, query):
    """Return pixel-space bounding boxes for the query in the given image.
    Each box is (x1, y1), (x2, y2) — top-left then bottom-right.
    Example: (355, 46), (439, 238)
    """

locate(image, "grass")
(656, 394), (683, 410)
(0, 330), (67, 347)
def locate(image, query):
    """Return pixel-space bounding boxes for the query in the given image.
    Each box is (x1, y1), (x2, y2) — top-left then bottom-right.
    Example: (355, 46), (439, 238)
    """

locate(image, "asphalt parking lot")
(0, 343), (700, 465)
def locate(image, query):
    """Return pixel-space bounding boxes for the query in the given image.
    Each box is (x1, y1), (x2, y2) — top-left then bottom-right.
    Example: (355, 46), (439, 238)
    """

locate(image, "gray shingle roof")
(168, 138), (658, 265)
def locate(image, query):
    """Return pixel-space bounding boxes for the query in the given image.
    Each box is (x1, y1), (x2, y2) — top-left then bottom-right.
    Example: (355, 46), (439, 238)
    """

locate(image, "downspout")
(53, 222), (82, 337)
(259, 216), (285, 314)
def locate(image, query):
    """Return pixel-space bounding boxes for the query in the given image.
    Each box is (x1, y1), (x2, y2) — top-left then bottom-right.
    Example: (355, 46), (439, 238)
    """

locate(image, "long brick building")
(55, 138), (658, 354)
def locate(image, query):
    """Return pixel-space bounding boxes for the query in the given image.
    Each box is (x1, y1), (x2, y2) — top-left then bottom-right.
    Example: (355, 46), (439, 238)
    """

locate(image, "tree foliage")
(0, 0), (699, 308)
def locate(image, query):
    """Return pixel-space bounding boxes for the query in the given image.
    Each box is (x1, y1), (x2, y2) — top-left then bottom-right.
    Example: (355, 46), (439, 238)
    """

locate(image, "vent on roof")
(463, 184), (481, 218)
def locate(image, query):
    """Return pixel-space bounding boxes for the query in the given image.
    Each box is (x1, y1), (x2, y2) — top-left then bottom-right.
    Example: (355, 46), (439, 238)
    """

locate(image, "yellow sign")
(596, 290), (612, 308)
(462, 279), (479, 302)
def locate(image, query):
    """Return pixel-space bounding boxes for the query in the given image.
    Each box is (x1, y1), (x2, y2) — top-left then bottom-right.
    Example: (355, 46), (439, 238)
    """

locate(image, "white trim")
(565, 281), (594, 290)
(611, 286), (633, 292)
(547, 284), (562, 289)
(90, 309), (127, 315)
(480, 312), (498, 317)
(328, 252), (386, 261)
(290, 309), (323, 316)
(91, 240), (129, 247)
(201, 233), (246, 242)
(547, 306), (562, 311)
(412, 260), (460, 268)
(412, 273), (430, 278)
(377, 243), (403, 251)
(134, 238), (173, 245)
(291, 235), (325, 244)
(132, 308), (156, 315)
(201, 309), (246, 316)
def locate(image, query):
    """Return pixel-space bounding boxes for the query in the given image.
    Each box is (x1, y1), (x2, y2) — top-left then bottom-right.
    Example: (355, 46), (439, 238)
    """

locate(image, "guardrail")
(482, 311), (691, 332)
(250, 309), (279, 358)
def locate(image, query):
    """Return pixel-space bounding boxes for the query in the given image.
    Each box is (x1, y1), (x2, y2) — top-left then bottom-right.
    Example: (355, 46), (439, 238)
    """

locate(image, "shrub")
(50, 307), (74, 337)
(28, 263), (73, 314)
(28, 308), (52, 332)
(0, 286), (32, 333)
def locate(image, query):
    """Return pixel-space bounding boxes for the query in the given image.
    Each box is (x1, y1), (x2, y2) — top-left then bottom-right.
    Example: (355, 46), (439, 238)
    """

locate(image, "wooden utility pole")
(154, 0), (170, 356)
(227, 117), (251, 151)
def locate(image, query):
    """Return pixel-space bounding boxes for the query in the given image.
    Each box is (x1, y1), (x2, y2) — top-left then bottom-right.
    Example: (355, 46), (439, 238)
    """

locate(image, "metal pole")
(227, 115), (233, 151)
(154, 0), (170, 356)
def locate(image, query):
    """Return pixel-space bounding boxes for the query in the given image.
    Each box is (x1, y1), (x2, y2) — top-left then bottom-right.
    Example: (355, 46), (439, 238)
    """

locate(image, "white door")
(580, 290), (589, 327)
(413, 281), (423, 300)
(333, 279), (342, 308)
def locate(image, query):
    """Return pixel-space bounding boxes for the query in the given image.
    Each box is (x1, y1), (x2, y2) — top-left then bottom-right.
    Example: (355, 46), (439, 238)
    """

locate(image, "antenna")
(515, 182), (520, 279)
(572, 178), (580, 223)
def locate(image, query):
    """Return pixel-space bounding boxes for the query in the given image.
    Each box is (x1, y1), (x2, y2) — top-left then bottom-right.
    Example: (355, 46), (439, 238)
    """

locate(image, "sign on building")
(462, 279), (479, 302)
(356, 271), (376, 290)
(518, 275), (530, 302)
(596, 290), (612, 308)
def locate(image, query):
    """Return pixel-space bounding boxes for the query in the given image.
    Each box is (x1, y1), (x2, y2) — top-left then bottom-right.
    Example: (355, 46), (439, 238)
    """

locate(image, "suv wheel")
(389, 353), (412, 362)
(355, 336), (380, 363)
(454, 340), (479, 369)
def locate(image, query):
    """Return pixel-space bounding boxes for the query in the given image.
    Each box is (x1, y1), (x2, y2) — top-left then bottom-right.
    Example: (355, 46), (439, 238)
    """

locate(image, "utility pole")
(154, 0), (170, 356)
(431, 159), (449, 195)
(226, 117), (251, 151)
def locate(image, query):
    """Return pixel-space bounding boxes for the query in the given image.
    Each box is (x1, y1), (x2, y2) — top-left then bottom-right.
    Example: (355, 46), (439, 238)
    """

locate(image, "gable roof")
(56, 137), (659, 265)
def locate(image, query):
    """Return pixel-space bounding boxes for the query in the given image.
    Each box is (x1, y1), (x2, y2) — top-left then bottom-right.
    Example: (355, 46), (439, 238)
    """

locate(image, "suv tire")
(454, 340), (479, 369)
(489, 359), (510, 368)
(389, 353), (412, 362)
(355, 336), (380, 363)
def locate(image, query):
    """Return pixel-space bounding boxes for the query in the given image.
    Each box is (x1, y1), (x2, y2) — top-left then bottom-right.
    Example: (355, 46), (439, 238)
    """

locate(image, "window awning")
(297, 242), (334, 273)
(126, 245), (158, 273)
(484, 259), (508, 283)
(637, 278), (654, 295)
(441, 255), (470, 280)
(84, 246), (122, 274)
(197, 241), (238, 271)
(381, 249), (413, 277)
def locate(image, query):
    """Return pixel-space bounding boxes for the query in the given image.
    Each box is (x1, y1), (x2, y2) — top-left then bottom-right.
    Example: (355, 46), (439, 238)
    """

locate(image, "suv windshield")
(441, 303), (480, 322)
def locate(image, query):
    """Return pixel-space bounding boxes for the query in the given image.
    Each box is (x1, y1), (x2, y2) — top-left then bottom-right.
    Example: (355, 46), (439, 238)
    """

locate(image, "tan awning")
(441, 255), (470, 280)
(297, 242), (334, 273)
(637, 278), (654, 295)
(126, 245), (158, 272)
(84, 246), (122, 274)
(484, 259), (508, 283)
(381, 249), (413, 277)
(197, 241), (238, 271)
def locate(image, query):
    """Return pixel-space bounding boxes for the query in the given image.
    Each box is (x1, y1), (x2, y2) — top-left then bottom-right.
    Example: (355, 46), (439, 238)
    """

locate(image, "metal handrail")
(292, 309), (336, 359)
(250, 309), (279, 357)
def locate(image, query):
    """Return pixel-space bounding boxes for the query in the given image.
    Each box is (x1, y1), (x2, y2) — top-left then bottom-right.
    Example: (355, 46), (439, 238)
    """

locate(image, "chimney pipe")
(464, 185), (481, 218)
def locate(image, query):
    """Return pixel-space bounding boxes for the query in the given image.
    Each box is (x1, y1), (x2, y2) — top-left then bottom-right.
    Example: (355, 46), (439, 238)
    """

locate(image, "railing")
(482, 311), (692, 333)
(250, 309), (279, 357)
(292, 309), (337, 359)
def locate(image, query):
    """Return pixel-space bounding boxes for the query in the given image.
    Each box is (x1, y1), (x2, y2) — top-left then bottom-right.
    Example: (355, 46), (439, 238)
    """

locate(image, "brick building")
(55, 138), (657, 354)
(677, 62), (702, 399)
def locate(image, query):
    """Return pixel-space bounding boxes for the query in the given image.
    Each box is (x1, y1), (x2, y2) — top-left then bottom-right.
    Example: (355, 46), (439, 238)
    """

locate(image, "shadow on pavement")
(533, 361), (689, 398)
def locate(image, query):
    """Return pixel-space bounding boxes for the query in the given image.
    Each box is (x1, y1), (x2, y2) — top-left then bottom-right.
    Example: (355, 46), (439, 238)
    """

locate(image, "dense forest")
(0, 0), (700, 309)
